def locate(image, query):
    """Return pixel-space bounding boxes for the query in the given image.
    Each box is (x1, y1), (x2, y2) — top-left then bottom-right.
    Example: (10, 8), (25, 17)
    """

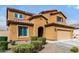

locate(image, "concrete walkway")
(39, 43), (71, 53)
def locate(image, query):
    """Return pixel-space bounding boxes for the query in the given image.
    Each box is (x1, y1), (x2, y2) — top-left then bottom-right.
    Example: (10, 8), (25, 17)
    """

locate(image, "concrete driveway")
(39, 39), (79, 53)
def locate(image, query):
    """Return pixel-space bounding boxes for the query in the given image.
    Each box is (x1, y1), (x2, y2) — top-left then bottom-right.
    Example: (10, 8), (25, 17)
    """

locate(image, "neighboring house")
(7, 8), (74, 41)
(0, 29), (8, 36)
(71, 24), (79, 39)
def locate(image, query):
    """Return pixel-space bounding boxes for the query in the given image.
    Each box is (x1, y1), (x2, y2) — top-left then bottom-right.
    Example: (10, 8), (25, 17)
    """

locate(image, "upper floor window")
(57, 16), (63, 22)
(14, 13), (18, 18)
(19, 14), (23, 19)
(14, 13), (24, 19)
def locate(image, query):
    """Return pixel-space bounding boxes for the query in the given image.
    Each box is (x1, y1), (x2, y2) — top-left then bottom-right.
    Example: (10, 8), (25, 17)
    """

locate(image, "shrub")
(0, 41), (8, 52)
(70, 46), (78, 53)
(0, 46), (6, 52)
(31, 41), (43, 52)
(31, 36), (46, 45)
(11, 44), (35, 53)
(0, 36), (7, 41)
(31, 36), (38, 41)
(37, 37), (46, 45)
(11, 41), (16, 45)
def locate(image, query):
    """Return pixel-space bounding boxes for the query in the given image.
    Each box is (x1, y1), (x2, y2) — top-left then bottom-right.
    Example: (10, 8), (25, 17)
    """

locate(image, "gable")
(29, 15), (48, 24)
(50, 12), (67, 19)
(29, 15), (48, 26)
(6, 8), (33, 21)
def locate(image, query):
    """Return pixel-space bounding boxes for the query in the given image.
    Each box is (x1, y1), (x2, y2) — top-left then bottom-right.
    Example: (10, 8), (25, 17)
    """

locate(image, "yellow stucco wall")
(7, 10), (31, 22)
(45, 26), (73, 40)
(7, 9), (73, 41)
(45, 26), (57, 40)
(8, 24), (33, 41)
(41, 12), (66, 25)
(8, 24), (17, 41)
(31, 17), (46, 37)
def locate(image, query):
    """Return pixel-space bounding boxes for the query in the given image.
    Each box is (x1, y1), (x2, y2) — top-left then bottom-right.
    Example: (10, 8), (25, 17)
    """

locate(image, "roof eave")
(45, 23), (74, 29)
(7, 8), (34, 16)
(7, 20), (34, 26)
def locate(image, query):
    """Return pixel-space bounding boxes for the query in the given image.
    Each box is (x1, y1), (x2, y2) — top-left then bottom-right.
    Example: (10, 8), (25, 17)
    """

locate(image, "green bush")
(70, 46), (78, 53)
(31, 36), (46, 45)
(37, 37), (46, 45)
(0, 36), (7, 41)
(11, 41), (16, 45)
(11, 44), (35, 53)
(31, 41), (43, 52)
(0, 41), (8, 52)
(31, 36), (38, 41)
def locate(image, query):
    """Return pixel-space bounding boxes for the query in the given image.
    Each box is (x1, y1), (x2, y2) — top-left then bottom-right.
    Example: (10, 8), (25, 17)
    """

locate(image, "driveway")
(39, 39), (79, 53)
(39, 43), (71, 53)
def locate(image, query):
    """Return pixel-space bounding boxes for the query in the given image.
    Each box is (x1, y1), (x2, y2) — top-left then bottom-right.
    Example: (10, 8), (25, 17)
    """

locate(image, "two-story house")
(7, 8), (74, 41)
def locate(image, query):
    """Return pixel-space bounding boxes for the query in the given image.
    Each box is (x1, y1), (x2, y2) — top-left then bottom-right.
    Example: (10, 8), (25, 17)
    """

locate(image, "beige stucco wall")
(41, 12), (66, 25)
(8, 24), (17, 41)
(8, 24), (33, 41)
(45, 26), (73, 40)
(31, 17), (47, 37)
(45, 26), (57, 40)
(7, 9), (73, 41)
(7, 10), (31, 22)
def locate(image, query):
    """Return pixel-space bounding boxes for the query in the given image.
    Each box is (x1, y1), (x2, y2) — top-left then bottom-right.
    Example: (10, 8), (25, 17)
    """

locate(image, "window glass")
(19, 14), (24, 19)
(14, 13), (18, 18)
(18, 26), (28, 36)
(57, 16), (63, 22)
(14, 13), (24, 19)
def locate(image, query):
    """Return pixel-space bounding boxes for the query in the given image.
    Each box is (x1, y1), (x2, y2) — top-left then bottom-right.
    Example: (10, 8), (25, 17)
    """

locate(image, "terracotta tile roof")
(7, 20), (34, 26)
(40, 10), (58, 14)
(40, 10), (67, 19)
(49, 11), (67, 19)
(45, 23), (74, 29)
(7, 8), (34, 16)
(28, 15), (48, 20)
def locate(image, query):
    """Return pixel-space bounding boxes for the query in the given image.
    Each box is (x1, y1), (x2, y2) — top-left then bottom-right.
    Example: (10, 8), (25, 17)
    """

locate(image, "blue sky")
(0, 5), (79, 29)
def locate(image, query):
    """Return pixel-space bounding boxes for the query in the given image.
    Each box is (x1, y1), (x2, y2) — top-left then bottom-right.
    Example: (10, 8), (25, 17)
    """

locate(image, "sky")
(0, 5), (79, 29)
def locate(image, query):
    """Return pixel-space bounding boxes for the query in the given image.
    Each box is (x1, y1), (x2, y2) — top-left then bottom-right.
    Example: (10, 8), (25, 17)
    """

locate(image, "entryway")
(38, 27), (44, 37)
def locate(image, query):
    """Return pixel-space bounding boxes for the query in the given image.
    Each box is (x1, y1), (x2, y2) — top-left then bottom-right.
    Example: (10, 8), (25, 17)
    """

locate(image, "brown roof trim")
(49, 11), (67, 19)
(58, 12), (67, 19)
(28, 15), (48, 20)
(7, 20), (34, 26)
(45, 23), (74, 29)
(40, 10), (58, 14)
(7, 8), (34, 16)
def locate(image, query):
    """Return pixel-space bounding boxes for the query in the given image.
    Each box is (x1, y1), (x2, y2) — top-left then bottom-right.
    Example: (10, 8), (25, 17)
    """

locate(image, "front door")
(38, 27), (43, 37)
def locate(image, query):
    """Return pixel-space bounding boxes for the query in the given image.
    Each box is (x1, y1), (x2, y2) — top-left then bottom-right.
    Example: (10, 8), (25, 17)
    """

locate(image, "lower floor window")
(18, 26), (28, 36)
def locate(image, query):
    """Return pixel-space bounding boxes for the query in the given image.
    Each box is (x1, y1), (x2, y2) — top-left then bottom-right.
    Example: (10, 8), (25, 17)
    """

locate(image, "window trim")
(19, 14), (24, 19)
(17, 25), (29, 38)
(14, 12), (24, 20)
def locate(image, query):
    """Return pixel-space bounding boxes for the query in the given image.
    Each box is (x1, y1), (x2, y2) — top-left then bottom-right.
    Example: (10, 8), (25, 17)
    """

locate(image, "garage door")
(57, 30), (71, 40)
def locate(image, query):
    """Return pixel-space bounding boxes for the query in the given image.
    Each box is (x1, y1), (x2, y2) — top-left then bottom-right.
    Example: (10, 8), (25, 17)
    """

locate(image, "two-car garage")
(57, 29), (72, 40)
(45, 23), (74, 41)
